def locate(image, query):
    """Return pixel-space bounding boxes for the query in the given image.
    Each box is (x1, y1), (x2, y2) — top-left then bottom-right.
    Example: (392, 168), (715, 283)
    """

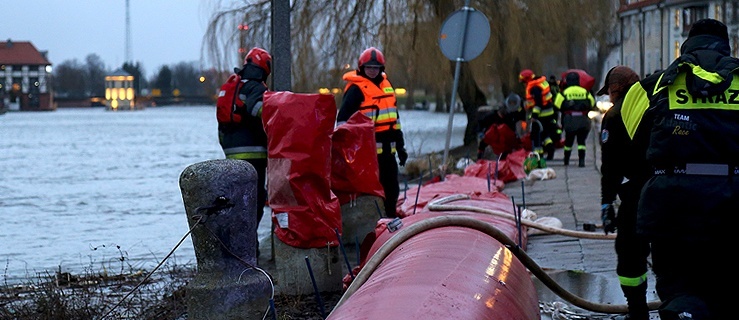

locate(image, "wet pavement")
(501, 134), (662, 319)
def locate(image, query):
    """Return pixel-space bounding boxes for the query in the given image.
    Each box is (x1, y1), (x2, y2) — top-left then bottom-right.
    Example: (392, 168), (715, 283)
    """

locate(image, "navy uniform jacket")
(621, 32), (739, 240)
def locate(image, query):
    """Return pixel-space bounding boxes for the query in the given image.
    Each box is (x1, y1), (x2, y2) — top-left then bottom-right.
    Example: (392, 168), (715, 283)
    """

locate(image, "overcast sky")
(4, 1), (214, 77)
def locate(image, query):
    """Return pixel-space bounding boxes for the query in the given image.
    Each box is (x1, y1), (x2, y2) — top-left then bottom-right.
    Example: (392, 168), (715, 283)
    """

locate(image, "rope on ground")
(99, 215), (203, 319)
(427, 194), (616, 240)
(100, 199), (275, 319)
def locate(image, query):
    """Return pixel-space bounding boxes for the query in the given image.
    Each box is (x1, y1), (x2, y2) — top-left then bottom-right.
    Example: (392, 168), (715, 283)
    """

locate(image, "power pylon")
(125, 0), (132, 64)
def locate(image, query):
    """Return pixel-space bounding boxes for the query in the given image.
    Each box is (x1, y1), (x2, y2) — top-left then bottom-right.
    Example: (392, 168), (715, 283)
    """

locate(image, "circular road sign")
(438, 8), (490, 61)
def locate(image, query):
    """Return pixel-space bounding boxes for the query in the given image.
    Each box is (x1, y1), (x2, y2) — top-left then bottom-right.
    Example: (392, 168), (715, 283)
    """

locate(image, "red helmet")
(358, 47), (385, 68)
(244, 47), (272, 76)
(518, 69), (535, 83)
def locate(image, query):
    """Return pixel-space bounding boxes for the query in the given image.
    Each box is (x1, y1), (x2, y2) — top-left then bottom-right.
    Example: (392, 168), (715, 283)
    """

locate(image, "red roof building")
(0, 39), (54, 111)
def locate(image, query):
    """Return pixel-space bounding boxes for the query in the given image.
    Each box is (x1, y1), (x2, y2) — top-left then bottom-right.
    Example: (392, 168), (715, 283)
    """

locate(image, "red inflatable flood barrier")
(328, 194), (540, 319)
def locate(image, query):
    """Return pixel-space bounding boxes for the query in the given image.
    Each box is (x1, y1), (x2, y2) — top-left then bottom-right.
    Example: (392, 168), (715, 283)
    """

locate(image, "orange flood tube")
(328, 210), (540, 319)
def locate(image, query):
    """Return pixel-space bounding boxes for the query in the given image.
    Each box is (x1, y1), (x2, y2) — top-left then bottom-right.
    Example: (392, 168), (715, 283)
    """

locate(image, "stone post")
(180, 159), (272, 319)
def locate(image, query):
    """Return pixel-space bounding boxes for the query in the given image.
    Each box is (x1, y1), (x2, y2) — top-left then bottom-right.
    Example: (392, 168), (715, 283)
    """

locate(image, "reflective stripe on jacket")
(222, 146), (268, 159)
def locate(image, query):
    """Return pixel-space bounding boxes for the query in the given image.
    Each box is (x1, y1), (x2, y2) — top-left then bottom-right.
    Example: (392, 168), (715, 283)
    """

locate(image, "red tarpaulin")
(482, 123), (520, 156)
(331, 112), (385, 204)
(262, 91), (342, 249)
(560, 69), (595, 92)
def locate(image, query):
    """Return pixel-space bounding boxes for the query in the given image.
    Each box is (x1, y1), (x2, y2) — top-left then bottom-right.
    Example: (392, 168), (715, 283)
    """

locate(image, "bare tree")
(202, 0), (616, 147)
(52, 59), (87, 98)
(171, 61), (207, 97)
(85, 54), (107, 97)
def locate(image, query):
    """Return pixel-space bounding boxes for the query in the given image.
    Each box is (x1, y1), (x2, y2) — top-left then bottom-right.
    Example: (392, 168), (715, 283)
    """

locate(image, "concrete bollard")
(340, 195), (384, 247)
(179, 159), (272, 320)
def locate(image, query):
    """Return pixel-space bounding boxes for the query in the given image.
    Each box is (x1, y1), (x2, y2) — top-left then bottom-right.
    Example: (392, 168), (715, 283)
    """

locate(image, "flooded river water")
(0, 106), (466, 284)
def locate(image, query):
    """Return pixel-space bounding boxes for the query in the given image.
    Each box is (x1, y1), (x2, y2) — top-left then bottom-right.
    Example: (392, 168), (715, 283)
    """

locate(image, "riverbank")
(0, 143), (478, 319)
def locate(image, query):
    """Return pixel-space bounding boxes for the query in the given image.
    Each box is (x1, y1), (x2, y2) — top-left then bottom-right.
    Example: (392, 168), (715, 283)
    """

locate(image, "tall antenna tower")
(125, 0), (132, 64)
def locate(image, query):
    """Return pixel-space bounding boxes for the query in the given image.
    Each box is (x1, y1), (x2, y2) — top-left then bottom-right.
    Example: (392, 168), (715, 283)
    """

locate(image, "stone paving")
(502, 136), (662, 319)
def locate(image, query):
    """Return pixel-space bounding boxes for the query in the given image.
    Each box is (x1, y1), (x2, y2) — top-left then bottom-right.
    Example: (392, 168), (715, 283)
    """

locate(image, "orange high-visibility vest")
(343, 71), (401, 133)
(524, 76), (553, 115)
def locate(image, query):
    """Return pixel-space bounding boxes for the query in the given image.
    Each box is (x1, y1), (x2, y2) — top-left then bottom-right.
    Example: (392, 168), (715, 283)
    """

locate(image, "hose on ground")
(329, 215), (660, 317)
(427, 194), (616, 240)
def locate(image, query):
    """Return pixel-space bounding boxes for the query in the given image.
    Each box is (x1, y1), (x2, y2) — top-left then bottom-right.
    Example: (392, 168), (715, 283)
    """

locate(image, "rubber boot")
(622, 282), (650, 320)
(545, 144), (555, 161)
(563, 150), (571, 166)
(578, 150), (586, 167)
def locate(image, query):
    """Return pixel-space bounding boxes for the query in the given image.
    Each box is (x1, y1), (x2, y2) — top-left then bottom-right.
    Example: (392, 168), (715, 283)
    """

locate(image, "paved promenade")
(502, 133), (661, 319)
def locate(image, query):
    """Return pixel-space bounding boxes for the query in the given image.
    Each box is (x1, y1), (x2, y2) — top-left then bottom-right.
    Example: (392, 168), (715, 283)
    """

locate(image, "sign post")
(438, 1), (490, 170)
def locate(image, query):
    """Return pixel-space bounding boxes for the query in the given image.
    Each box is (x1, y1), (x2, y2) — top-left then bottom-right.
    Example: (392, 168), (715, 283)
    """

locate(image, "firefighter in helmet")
(217, 47), (272, 256)
(519, 69), (559, 160)
(337, 47), (407, 218)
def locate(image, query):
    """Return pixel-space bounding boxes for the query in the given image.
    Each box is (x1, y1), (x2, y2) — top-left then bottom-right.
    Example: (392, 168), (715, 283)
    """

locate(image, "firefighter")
(476, 93), (526, 160)
(621, 19), (738, 319)
(337, 47), (407, 218)
(519, 69), (558, 160)
(217, 47), (272, 256)
(555, 71), (596, 167)
(598, 65), (651, 320)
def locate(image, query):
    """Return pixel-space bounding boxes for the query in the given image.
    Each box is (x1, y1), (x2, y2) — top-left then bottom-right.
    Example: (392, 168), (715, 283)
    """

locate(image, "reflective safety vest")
(622, 68), (739, 165)
(554, 85), (595, 114)
(525, 76), (555, 117)
(343, 71), (401, 133)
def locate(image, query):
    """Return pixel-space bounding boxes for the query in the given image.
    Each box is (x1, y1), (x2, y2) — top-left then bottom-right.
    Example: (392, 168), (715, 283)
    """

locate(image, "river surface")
(0, 106), (466, 284)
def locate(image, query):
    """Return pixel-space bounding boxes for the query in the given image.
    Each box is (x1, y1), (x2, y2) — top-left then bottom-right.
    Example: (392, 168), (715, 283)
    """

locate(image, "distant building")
(105, 68), (141, 111)
(0, 39), (54, 111)
(617, 0), (739, 78)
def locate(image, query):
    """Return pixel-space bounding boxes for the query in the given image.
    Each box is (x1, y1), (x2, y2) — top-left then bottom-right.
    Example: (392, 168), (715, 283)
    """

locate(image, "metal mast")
(125, 0), (132, 64)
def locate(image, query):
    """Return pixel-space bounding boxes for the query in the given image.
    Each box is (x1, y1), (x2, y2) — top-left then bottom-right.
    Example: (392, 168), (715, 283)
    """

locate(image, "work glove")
(601, 203), (617, 234)
(397, 148), (408, 166)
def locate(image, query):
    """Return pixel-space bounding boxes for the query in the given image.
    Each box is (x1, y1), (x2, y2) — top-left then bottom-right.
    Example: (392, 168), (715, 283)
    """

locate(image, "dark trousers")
(615, 184), (651, 317)
(245, 158), (268, 226)
(639, 177), (736, 319)
(377, 152), (399, 218)
(615, 186), (651, 281)
(564, 127), (589, 151)
(651, 238), (726, 319)
(531, 116), (558, 154)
